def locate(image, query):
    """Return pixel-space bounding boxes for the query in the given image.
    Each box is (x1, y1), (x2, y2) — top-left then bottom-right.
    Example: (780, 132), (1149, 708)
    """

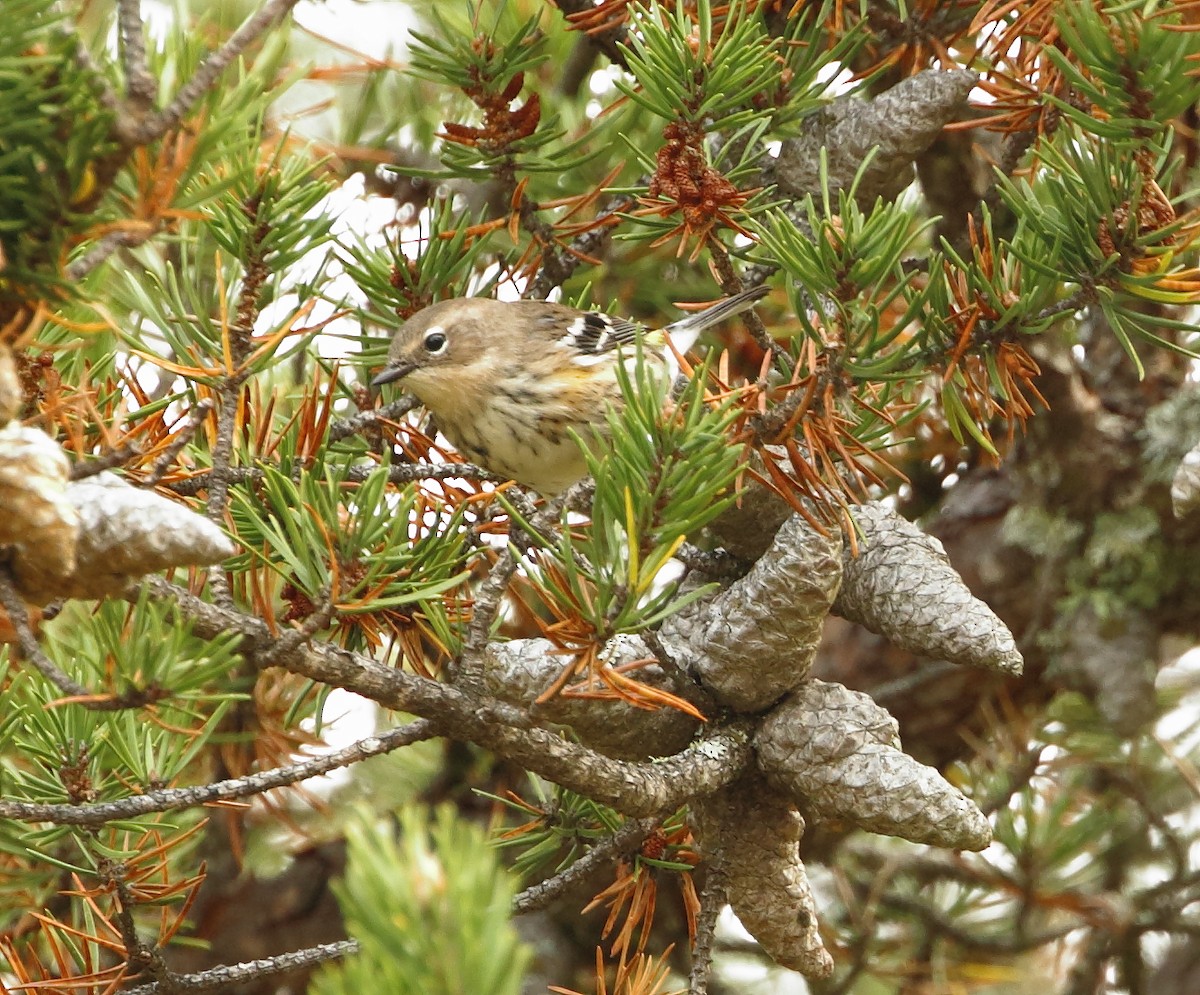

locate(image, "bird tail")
(662, 286), (769, 353)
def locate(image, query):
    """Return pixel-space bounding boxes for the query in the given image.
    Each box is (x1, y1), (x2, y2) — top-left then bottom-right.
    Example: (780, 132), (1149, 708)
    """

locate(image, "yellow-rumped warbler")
(370, 287), (768, 494)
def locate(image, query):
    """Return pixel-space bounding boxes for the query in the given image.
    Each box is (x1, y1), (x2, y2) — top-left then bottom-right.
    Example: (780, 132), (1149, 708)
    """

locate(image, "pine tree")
(2, 2), (1200, 993)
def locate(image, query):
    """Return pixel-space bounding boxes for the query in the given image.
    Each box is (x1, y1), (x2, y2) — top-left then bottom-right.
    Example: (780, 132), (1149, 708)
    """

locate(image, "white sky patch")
(294, 0), (418, 61)
(1157, 646), (1200, 748)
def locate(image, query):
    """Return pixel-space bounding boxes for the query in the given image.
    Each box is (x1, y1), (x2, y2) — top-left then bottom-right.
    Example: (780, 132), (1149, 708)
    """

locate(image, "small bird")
(371, 287), (769, 494)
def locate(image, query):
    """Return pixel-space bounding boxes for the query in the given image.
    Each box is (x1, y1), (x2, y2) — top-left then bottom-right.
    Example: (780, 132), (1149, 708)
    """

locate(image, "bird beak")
(370, 360), (416, 389)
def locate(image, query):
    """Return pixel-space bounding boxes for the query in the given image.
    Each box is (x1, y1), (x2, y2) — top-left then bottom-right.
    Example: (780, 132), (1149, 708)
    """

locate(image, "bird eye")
(423, 329), (448, 355)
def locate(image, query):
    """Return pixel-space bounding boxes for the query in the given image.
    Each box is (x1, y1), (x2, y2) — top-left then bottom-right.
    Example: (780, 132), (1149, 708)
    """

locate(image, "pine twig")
(327, 396), (421, 443)
(108, 869), (173, 990)
(123, 0), (305, 146)
(257, 591), (335, 667)
(118, 940), (359, 995)
(878, 891), (1075, 954)
(455, 489), (570, 689)
(117, 0), (157, 110)
(709, 240), (773, 353)
(688, 857), (727, 995)
(204, 203), (271, 607)
(0, 569), (160, 709)
(0, 720), (436, 825)
(144, 399), (216, 486)
(512, 816), (662, 915)
(63, 17), (120, 113)
(66, 227), (158, 281)
(525, 193), (631, 300)
(163, 459), (510, 497)
(203, 378), (240, 609)
(0, 568), (91, 701)
(455, 546), (521, 690)
(69, 440), (143, 480)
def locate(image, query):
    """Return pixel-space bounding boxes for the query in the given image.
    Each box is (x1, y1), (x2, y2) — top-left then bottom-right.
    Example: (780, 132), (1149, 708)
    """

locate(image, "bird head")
(370, 298), (499, 397)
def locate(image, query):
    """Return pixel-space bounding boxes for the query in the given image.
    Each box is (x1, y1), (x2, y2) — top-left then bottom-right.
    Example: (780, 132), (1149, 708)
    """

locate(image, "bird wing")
(516, 301), (643, 358)
(559, 311), (642, 355)
(549, 287), (767, 356)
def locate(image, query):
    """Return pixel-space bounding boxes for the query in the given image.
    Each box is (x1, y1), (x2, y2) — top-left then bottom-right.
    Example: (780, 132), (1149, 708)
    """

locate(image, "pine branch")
(258, 590), (335, 665)
(0, 720), (436, 825)
(66, 226), (158, 281)
(525, 192), (632, 300)
(511, 816), (661, 915)
(203, 381), (238, 609)
(68, 439), (143, 480)
(141, 577), (755, 818)
(63, 16), (120, 113)
(118, 940), (359, 995)
(109, 870), (173, 990)
(117, 0), (157, 110)
(708, 240), (773, 352)
(163, 459), (510, 497)
(327, 396), (421, 443)
(144, 399), (215, 486)
(204, 189), (272, 608)
(457, 490), (570, 688)
(122, 0), (305, 146)
(688, 856), (727, 995)
(0, 567), (94, 702)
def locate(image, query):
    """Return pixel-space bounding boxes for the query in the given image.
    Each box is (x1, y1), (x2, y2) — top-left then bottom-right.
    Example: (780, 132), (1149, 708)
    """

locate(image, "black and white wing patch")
(558, 311), (643, 357)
